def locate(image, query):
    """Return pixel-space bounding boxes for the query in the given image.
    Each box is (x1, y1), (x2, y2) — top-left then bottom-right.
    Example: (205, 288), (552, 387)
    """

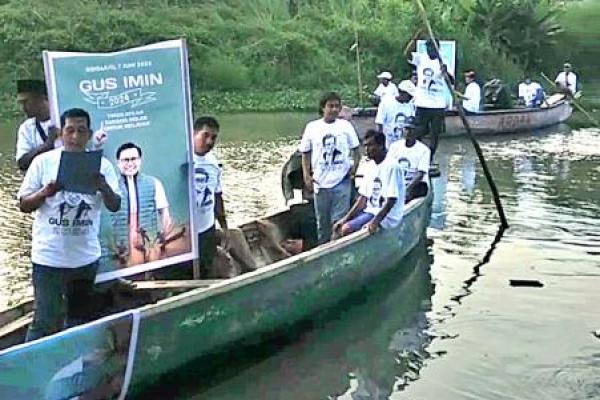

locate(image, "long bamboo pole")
(413, 0), (509, 229)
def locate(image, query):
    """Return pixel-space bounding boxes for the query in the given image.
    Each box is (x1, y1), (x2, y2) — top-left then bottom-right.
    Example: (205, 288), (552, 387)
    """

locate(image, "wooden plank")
(131, 280), (225, 291)
(0, 300), (34, 327)
(0, 313), (32, 339)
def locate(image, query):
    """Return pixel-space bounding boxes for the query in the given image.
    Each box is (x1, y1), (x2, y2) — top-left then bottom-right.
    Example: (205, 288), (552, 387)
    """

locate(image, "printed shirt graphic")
(388, 139), (431, 186)
(298, 118), (360, 189)
(359, 158), (405, 229)
(412, 52), (447, 109)
(518, 82), (543, 106)
(375, 98), (416, 149)
(17, 148), (121, 267)
(193, 151), (222, 234)
(15, 118), (55, 162)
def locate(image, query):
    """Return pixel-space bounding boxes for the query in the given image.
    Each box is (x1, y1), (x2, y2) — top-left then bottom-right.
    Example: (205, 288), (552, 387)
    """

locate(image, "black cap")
(16, 79), (47, 96)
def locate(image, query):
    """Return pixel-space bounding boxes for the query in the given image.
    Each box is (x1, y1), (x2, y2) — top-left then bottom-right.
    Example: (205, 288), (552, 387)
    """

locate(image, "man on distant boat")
(14, 79), (60, 172)
(17, 108), (121, 341)
(462, 70), (482, 114)
(193, 116), (230, 277)
(388, 117), (430, 203)
(371, 71), (399, 105)
(554, 62), (579, 96)
(300, 92), (360, 244)
(110, 142), (173, 266)
(332, 129), (405, 238)
(411, 39), (454, 159)
(518, 76), (545, 108)
(375, 79), (416, 149)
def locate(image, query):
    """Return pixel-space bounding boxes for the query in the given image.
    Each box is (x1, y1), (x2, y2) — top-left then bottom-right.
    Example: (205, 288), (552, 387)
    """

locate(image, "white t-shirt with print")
(463, 81), (481, 113)
(193, 151), (222, 234)
(412, 52), (447, 109)
(358, 158), (405, 229)
(15, 117), (55, 162)
(374, 82), (399, 99)
(518, 82), (543, 106)
(375, 97), (416, 149)
(298, 118), (360, 190)
(388, 139), (431, 186)
(17, 148), (121, 268)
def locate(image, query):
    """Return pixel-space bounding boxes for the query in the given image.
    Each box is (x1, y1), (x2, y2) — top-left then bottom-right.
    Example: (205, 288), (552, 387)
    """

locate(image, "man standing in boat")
(410, 39), (453, 158)
(332, 130), (405, 238)
(462, 70), (482, 114)
(299, 92), (360, 244)
(554, 62), (579, 96)
(110, 142), (173, 266)
(15, 79), (60, 172)
(375, 79), (416, 149)
(371, 71), (399, 105)
(18, 108), (121, 341)
(193, 116), (230, 277)
(388, 117), (430, 203)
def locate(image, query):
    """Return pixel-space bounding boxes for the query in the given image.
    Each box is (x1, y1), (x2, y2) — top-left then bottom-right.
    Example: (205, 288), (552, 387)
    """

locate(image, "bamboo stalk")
(413, 0), (509, 229)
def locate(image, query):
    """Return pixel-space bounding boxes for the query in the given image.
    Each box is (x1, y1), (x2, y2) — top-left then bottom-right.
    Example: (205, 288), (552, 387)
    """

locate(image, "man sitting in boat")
(462, 70), (482, 114)
(554, 62), (579, 97)
(375, 79), (416, 149)
(388, 117), (430, 203)
(17, 108), (121, 341)
(331, 130), (405, 238)
(109, 142), (173, 267)
(371, 71), (399, 106)
(518, 77), (545, 108)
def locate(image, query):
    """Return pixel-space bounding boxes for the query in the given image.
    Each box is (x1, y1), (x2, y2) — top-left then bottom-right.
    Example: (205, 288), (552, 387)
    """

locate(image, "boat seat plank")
(0, 313), (32, 338)
(132, 280), (225, 291)
(0, 300), (33, 327)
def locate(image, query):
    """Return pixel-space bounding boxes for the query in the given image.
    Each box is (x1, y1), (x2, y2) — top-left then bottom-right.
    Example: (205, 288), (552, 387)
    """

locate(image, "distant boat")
(350, 95), (572, 137)
(0, 188), (432, 398)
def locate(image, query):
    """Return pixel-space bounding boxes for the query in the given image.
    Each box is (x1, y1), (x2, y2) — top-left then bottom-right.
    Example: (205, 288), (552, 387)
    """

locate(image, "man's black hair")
(318, 92), (341, 116)
(364, 129), (385, 147)
(116, 142), (143, 160)
(194, 116), (220, 131)
(60, 108), (91, 129)
(322, 133), (337, 145)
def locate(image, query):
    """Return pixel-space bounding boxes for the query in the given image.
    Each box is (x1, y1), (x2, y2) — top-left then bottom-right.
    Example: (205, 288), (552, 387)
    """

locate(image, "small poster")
(44, 40), (196, 281)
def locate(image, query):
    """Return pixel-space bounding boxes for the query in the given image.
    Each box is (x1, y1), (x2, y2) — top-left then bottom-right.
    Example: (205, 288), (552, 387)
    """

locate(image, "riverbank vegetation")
(0, 0), (594, 115)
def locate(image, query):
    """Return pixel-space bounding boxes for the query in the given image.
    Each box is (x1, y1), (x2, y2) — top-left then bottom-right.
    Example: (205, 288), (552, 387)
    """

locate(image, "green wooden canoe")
(0, 191), (432, 399)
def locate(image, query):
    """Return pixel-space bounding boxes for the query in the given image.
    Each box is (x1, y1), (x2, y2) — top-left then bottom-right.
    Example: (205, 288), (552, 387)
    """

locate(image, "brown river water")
(1, 113), (599, 399)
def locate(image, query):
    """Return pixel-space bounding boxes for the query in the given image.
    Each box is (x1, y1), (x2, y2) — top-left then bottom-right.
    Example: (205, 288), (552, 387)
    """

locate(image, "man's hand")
(303, 175), (314, 194)
(40, 180), (61, 198)
(92, 126), (108, 149)
(365, 220), (380, 234)
(92, 172), (110, 193)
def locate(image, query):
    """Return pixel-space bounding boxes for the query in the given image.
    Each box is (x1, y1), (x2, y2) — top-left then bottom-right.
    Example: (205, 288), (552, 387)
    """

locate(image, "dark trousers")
(26, 261), (98, 342)
(415, 107), (445, 159)
(198, 225), (217, 278)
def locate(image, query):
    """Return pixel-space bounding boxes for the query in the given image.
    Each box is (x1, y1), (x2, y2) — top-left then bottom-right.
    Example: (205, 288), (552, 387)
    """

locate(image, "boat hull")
(351, 101), (573, 137)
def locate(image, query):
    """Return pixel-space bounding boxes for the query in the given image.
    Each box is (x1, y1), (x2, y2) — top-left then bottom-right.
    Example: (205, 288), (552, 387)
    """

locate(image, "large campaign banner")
(43, 40), (196, 282)
(416, 39), (456, 109)
(0, 310), (140, 400)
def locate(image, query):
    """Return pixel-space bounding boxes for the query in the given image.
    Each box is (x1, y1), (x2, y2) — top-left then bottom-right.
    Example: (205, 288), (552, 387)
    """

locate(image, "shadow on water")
(136, 240), (435, 400)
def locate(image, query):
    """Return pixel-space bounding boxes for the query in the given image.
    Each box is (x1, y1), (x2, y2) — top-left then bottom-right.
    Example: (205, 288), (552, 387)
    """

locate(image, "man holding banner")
(18, 108), (121, 341)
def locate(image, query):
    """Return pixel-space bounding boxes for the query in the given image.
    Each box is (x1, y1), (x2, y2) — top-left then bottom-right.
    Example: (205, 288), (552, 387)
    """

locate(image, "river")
(1, 113), (599, 399)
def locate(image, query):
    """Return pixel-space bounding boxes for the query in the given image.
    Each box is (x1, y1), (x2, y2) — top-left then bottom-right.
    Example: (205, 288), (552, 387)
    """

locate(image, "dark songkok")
(16, 79), (47, 96)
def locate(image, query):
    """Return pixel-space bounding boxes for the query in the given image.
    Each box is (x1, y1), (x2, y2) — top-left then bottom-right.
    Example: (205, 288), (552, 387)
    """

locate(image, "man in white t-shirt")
(332, 129), (405, 238)
(15, 79), (60, 172)
(463, 70), (482, 114)
(371, 71), (399, 105)
(411, 39), (454, 159)
(107, 142), (173, 266)
(554, 62), (578, 96)
(18, 108), (121, 341)
(375, 79), (416, 149)
(388, 117), (430, 203)
(193, 116), (231, 277)
(299, 92), (360, 244)
(518, 77), (545, 108)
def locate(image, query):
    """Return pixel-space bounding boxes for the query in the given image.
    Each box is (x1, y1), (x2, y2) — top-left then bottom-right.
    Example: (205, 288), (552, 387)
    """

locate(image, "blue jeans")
(314, 177), (352, 244)
(26, 261), (99, 342)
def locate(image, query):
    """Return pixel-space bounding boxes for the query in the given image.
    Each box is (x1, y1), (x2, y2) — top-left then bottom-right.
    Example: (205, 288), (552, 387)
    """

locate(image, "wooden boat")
(350, 96), (572, 137)
(0, 190), (432, 399)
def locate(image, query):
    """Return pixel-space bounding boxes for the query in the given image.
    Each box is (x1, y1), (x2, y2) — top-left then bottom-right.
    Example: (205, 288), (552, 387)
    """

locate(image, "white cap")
(397, 80), (416, 96)
(377, 71), (392, 80)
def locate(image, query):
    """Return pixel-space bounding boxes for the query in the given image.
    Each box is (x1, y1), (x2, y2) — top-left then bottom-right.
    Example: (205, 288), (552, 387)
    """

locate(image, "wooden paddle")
(540, 72), (600, 128)
(413, 0), (509, 229)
